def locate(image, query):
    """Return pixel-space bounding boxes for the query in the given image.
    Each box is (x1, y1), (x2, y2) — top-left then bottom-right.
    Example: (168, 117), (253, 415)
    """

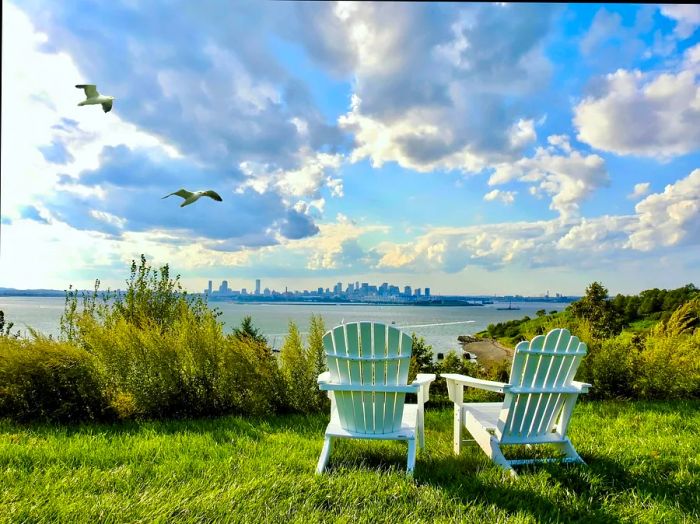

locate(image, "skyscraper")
(208, 280), (212, 294)
(255, 279), (261, 295)
(219, 280), (229, 295)
(425, 287), (430, 297)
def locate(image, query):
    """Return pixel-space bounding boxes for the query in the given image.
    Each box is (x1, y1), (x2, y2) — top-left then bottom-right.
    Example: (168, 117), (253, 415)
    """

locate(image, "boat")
(496, 300), (520, 310)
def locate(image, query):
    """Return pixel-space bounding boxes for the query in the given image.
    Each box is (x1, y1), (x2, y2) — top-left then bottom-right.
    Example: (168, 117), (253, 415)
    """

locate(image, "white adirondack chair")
(443, 328), (591, 476)
(316, 322), (436, 475)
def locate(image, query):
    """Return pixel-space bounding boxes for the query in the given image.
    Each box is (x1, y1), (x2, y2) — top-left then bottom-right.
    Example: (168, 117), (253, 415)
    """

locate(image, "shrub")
(0, 336), (111, 423)
(634, 331), (700, 399)
(307, 314), (329, 412)
(580, 333), (638, 399)
(279, 321), (315, 413)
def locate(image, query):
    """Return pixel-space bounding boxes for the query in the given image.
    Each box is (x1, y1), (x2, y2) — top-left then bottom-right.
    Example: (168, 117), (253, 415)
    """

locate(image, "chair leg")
(406, 438), (417, 476)
(453, 404), (463, 455)
(316, 435), (334, 474)
(554, 438), (585, 465)
(417, 408), (425, 449)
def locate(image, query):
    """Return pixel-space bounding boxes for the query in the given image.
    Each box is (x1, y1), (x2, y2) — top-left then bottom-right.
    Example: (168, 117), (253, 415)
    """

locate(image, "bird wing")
(201, 190), (223, 202)
(162, 189), (194, 200)
(76, 84), (99, 98)
(102, 100), (113, 113)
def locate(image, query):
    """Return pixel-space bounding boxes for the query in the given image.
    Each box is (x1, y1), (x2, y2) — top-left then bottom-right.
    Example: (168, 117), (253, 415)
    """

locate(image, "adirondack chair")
(316, 322), (436, 475)
(443, 328), (590, 476)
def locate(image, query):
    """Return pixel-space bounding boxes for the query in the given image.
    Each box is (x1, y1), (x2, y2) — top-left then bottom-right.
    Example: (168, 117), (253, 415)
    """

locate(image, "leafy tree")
(569, 282), (622, 339)
(536, 309), (546, 318)
(232, 315), (267, 345)
(0, 310), (20, 339)
(409, 333), (435, 381)
(279, 321), (313, 413)
(307, 314), (329, 411)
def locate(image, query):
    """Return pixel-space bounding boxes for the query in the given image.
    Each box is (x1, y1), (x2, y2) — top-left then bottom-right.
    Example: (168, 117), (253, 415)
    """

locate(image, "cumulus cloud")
(488, 136), (609, 218)
(483, 189), (516, 205)
(627, 168), (700, 250)
(324, 3), (554, 173)
(573, 68), (700, 158)
(3, 3), (352, 262)
(659, 5), (700, 39)
(628, 182), (651, 200)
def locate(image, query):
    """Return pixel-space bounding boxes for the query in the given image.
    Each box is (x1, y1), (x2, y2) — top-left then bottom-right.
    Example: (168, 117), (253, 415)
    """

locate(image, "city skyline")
(2, 3), (699, 296)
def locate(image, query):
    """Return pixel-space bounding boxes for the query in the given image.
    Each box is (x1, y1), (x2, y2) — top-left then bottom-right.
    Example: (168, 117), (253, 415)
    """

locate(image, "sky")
(1, 2), (699, 296)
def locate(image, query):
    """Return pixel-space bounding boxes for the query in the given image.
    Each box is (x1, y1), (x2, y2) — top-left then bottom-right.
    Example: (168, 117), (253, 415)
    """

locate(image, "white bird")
(162, 189), (223, 207)
(76, 84), (115, 113)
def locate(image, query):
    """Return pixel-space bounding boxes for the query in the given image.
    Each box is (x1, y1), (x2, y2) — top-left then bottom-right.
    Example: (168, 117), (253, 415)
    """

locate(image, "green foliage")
(634, 330), (700, 400)
(579, 332), (639, 399)
(408, 333), (436, 381)
(307, 314), (329, 412)
(232, 315), (268, 345)
(0, 310), (20, 339)
(569, 281), (622, 339)
(279, 321), (315, 413)
(0, 335), (111, 422)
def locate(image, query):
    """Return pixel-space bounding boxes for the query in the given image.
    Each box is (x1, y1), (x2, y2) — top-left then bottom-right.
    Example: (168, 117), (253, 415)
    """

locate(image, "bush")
(634, 331), (700, 399)
(0, 336), (111, 422)
(279, 321), (316, 413)
(580, 333), (638, 399)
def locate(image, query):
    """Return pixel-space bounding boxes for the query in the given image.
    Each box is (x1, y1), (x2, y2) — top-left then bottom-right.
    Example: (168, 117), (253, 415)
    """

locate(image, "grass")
(1, 401), (699, 523)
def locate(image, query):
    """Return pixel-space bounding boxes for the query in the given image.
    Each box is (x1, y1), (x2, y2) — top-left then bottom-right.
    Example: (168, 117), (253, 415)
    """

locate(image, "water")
(0, 297), (570, 354)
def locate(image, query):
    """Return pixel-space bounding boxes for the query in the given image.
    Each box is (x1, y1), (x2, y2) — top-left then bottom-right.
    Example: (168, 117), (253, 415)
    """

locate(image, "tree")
(0, 310), (20, 338)
(409, 333), (435, 381)
(279, 321), (313, 413)
(569, 282), (622, 339)
(232, 315), (267, 345)
(307, 314), (329, 411)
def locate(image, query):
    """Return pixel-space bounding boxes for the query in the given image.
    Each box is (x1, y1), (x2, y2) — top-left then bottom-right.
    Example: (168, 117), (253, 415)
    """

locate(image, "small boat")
(496, 301), (520, 311)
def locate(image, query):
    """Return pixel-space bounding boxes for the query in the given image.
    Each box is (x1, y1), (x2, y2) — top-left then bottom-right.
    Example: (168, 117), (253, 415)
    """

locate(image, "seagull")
(162, 189), (223, 207)
(76, 84), (115, 113)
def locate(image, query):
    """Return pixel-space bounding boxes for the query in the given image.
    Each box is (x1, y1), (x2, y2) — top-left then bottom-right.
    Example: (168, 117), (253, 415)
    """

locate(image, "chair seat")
(325, 404), (417, 440)
(462, 402), (502, 431)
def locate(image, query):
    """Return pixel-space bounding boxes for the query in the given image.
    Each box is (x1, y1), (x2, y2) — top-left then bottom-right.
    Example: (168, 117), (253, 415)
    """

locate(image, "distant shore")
(459, 337), (513, 363)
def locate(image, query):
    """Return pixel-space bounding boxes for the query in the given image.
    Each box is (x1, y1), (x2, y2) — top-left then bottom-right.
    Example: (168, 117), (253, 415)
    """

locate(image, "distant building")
(264, 288), (271, 296)
(317, 287), (324, 295)
(255, 279), (261, 295)
(414, 288), (421, 297)
(404, 285), (412, 296)
(208, 280), (212, 294)
(334, 282), (343, 295)
(219, 280), (229, 295)
(241, 288), (247, 295)
(425, 287), (430, 297)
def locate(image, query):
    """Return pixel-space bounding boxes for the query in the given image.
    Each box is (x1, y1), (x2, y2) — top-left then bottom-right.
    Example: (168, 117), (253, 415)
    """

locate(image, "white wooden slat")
(512, 334), (545, 436)
(332, 325), (355, 432)
(525, 330), (565, 437)
(345, 324), (366, 433)
(373, 323), (388, 432)
(387, 327), (402, 431)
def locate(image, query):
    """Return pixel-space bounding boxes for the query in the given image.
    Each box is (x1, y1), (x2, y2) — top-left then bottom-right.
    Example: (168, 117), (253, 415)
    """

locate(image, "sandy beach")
(460, 338), (513, 363)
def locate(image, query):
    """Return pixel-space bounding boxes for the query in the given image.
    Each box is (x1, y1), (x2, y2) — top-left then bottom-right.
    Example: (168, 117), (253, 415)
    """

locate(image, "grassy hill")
(2, 401), (698, 523)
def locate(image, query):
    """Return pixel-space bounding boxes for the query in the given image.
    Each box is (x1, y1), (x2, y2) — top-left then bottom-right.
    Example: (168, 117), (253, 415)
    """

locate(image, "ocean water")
(0, 297), (570, 354)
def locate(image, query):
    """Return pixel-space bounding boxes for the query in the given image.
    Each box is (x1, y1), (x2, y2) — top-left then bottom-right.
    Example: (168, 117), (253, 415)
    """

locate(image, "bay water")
(0, 297), (570, 354)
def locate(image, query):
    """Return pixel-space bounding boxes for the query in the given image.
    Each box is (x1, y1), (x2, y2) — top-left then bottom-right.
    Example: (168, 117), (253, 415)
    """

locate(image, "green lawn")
(1, 401), (699, 523)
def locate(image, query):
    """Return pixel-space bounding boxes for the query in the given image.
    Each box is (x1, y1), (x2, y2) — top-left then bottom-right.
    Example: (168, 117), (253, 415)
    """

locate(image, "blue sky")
(1, 2), (699, 296)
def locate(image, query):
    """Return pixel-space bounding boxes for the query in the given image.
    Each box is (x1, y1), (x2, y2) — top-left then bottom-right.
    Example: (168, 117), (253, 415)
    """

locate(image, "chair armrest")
(411, 373), (436, 404)
(442, 373), (509, 404)
(317, 371), (331, 384)
(441, 373), (509, 393)
(571, 381), (592, 393)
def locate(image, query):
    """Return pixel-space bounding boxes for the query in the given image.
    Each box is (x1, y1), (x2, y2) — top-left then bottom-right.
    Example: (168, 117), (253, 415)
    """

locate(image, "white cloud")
(488, 136), (609, 218)
(483, 189), (516, 205)
(573, 68), (700, 158)
(238, 149), (344, 202)
(627, 168), (700, 250)
(627, 182), (651, 200)
(659, 5), (700, 39)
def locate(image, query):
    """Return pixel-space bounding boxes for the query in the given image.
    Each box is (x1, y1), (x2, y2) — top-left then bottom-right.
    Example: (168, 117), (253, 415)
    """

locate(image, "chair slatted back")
(323, 322), (412, 434)
(496, 328), (587, 443)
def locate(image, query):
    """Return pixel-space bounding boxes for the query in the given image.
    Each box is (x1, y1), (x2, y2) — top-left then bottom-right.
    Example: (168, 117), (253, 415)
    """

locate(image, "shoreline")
(459, 338), (513, 363)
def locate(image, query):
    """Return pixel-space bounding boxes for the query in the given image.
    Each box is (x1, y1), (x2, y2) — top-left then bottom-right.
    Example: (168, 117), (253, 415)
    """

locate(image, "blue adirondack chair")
(443, 328), (591, 476)
(316, 322), (435, 475)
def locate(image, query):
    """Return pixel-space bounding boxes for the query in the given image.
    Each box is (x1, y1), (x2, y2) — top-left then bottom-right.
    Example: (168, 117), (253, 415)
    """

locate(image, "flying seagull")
(162, 189), (223, 207)
(76, 84), (115, 113)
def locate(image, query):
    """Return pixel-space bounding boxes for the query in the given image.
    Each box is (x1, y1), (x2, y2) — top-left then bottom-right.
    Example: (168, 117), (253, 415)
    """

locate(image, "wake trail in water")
(396, 320), (476, 329)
